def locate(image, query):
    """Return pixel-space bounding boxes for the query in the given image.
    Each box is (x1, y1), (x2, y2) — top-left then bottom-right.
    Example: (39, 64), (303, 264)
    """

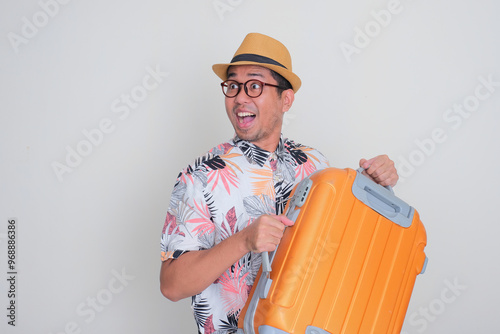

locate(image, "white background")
(1, 0), (499, 333)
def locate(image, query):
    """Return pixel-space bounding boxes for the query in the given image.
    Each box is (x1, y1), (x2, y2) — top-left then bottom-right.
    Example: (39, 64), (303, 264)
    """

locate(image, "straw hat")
(212, 33), (301, 92)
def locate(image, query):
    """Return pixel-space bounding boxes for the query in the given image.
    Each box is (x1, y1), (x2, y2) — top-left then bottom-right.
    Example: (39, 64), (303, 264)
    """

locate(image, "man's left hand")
(359, 155), (398, 187)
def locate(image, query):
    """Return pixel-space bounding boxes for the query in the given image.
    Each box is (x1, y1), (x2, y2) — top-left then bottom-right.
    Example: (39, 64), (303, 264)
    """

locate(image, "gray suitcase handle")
(354, 168), (414, 227)
(261, 251), (272, 275)
(357, 167), (394, 192)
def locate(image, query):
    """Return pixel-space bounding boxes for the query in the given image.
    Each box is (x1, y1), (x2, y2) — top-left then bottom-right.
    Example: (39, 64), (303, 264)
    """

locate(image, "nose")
(233, 83), (251, 104)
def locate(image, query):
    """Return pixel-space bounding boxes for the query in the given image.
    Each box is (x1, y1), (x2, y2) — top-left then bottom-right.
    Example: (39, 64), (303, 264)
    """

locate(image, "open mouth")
(237, 111), (256, 125)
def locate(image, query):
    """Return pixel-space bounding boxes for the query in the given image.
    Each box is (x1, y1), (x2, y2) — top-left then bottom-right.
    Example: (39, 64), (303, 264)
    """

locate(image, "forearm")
(160, 231), (249, 301)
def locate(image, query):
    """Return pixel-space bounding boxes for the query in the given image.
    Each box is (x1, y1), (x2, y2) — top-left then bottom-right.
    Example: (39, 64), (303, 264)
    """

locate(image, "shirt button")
(273, 173), (282, 183)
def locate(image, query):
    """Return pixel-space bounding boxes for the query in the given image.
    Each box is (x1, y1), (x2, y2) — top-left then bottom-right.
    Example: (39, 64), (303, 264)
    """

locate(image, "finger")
(383, 172), (399, 187)
(366, 164), (385, 179)
(246, 229), (281, 253)
(359, 156), (399, 186)
(372, 168), (399, 187)
(272, 215), (295, 227)
(366, 155), (391, 177)
(257, 215), (289, 238)
(370, 169), (391, 185)
(359, 158), (370, 169)
(360, 157), (383, 173)
(259, 237), (282, 252)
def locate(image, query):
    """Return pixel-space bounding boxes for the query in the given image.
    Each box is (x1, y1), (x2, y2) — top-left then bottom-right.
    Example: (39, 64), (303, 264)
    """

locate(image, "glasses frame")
(220, 79), (288, 98)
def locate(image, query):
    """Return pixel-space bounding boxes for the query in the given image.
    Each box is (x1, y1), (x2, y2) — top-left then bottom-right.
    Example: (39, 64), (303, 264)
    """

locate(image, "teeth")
(237, 112), (255, 117)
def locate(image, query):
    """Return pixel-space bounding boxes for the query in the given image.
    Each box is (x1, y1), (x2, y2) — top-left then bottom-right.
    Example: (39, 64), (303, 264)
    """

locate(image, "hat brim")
(212, 61), (301, 93)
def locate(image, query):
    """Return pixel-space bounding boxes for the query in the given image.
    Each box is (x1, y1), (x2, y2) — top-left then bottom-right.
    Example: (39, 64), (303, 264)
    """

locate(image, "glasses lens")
(222, 81), (240, 97)
(245, 80), (263, 97)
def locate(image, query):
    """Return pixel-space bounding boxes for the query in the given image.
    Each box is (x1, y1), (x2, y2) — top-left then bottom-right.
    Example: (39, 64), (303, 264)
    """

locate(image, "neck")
(235, 134), (282, 153)
(250, 135), (281, 153)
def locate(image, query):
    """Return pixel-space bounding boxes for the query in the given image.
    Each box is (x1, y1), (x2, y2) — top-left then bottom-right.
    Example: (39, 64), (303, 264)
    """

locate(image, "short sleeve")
(160, 167), (215, 261)
(314, 149), (330, 169)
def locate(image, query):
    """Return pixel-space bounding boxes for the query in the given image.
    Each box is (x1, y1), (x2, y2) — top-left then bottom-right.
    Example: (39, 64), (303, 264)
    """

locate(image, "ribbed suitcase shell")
(238, 167), (427, 334)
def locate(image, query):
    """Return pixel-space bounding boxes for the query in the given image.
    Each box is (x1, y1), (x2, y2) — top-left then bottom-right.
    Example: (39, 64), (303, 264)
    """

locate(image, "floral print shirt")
(160, 135), (330, 333)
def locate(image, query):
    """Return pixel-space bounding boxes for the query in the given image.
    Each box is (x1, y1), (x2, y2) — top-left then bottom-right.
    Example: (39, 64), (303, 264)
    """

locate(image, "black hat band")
(231, 53), (287, 69)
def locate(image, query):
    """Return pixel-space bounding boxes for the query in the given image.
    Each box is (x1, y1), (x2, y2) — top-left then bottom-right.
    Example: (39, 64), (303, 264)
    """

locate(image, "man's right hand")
(240, 214), (294, 253)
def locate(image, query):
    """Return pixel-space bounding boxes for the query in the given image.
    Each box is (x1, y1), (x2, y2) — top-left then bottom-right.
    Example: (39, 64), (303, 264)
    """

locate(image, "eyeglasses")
(220, 79), (287, 98)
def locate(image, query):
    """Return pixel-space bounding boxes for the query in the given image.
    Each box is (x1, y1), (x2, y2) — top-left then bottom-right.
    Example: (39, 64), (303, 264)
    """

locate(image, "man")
(160, 33), (398, 333)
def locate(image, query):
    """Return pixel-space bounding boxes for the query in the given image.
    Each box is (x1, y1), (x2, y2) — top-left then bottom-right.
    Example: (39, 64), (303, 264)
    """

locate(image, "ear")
(281, 89), (295, 113)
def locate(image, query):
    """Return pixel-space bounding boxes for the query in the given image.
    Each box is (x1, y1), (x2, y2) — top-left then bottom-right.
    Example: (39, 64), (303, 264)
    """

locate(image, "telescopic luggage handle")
(260, 174), (314, 285)
(261, 251), (272, 274)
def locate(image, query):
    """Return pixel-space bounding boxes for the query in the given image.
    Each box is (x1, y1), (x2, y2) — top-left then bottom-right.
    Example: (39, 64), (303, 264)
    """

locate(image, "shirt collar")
(232, 135), (286, 166)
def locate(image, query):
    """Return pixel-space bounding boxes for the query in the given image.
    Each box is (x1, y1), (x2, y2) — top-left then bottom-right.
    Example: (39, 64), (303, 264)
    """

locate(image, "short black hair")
(270, 70), (293, 96)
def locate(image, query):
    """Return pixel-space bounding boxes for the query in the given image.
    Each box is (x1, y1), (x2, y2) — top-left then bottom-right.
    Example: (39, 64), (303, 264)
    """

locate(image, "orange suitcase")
(237, 167), (428, 334)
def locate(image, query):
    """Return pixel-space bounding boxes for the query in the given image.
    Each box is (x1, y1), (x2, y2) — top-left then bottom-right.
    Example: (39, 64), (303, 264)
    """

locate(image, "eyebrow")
(227, 71), (266, 80)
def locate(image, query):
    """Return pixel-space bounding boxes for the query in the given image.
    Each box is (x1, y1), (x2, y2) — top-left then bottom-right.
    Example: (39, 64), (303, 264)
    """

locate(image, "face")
(224, 65), (294, 152)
